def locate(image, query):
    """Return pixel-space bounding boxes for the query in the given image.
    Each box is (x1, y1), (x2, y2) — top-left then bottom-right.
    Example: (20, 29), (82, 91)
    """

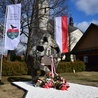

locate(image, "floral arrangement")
(34, 71), (70, 90)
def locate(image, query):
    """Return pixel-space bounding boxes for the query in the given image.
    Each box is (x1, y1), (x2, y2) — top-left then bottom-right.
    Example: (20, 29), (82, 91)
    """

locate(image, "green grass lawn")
(1, 71), (98, 87)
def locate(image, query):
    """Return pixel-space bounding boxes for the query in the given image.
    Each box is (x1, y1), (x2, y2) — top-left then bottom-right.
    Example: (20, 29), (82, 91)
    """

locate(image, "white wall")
(70, 29), (83, 51)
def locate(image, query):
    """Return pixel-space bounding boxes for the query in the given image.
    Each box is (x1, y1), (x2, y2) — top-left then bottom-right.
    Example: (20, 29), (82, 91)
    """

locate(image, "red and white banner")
(54, 16), (68, 53)
(5, 4), (21, 50)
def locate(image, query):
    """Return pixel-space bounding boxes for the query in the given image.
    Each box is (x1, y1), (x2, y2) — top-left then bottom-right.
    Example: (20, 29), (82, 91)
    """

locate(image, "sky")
(68, 0), (98, 32)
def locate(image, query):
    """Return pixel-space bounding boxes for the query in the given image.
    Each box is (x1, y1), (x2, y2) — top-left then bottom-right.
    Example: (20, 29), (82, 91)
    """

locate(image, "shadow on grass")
(0, 81), (4, 85)
(11, 81), (28, 98)
(7, 76), (32, 82)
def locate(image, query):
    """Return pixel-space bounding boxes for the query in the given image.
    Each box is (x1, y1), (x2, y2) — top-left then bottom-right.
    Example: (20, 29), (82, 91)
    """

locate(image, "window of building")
(83, 56), (88, 63)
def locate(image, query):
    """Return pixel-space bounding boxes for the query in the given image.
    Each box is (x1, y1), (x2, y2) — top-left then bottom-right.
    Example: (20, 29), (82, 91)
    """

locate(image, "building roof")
(71, 23), (98, 53)
(68, 25), (78, 33)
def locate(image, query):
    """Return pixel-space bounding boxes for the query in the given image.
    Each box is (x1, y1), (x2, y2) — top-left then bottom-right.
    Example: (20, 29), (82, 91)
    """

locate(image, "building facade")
(72, 23), (98, 71)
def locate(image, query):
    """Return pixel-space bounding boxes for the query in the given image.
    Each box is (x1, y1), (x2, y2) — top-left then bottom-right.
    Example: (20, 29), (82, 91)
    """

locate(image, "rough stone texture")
(27, 33), (61, 83)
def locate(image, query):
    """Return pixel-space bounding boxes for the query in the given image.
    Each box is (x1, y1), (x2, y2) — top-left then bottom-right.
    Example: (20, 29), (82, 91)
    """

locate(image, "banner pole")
(0, 26), (5, 85)
(0, 55), (3, 84)
(0, 6), (7, 85)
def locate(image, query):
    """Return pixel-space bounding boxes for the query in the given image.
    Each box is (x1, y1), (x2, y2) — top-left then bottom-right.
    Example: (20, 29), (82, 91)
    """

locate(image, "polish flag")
(55, 16), (69, 53)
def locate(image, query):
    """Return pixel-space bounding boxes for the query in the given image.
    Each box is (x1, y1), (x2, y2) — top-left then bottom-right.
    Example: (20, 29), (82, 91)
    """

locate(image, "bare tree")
(0, 0), (68, 83)
(0, 0), (68, 60)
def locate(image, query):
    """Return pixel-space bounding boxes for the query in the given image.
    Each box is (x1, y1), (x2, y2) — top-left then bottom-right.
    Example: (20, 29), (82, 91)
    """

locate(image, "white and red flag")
(5, 4), (21, 50)
(55, 16), (69, 53)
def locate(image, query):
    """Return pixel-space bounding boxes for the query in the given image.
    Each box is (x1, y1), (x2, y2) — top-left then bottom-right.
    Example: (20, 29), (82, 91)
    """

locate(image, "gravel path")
(13, 81), (98, 98)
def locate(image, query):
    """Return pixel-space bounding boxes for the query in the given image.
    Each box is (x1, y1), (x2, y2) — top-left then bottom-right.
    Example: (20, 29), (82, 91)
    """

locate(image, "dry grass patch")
(60, 71), (98, 87)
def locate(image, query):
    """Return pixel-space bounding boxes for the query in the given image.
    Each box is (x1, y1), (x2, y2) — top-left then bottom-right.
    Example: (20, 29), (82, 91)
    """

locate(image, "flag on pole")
(54, 16), (68, 53)
(5, 4), (21, 50)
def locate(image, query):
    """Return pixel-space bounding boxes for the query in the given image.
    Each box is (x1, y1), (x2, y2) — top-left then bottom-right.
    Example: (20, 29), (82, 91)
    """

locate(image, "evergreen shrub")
(2, 60), (28, 76)
(56, 61), (86, 73)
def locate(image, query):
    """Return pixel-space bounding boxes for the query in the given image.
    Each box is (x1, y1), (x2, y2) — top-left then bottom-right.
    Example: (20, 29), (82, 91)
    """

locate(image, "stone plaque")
(41, 55), (51, 65)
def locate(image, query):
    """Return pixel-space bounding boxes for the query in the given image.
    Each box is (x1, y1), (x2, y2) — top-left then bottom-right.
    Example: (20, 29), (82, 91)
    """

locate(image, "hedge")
(56, 61), (86, 73)
(1, 60), (86, 76)
(2, 60), (28, 76)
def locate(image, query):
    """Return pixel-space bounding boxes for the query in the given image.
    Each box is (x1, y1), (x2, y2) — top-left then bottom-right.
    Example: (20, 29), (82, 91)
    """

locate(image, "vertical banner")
(54, 16), (68, 53)
(5, 4), (21, 50)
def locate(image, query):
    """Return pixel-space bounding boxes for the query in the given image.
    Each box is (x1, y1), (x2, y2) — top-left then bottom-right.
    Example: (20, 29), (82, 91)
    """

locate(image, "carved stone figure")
(27, 33), (60, 83)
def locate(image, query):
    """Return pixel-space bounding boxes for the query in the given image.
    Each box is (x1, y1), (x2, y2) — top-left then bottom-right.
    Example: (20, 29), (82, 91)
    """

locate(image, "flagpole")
(0, 54), (4, 85)
(0, 6), (7, 85)
(0, 28), (5, 85)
